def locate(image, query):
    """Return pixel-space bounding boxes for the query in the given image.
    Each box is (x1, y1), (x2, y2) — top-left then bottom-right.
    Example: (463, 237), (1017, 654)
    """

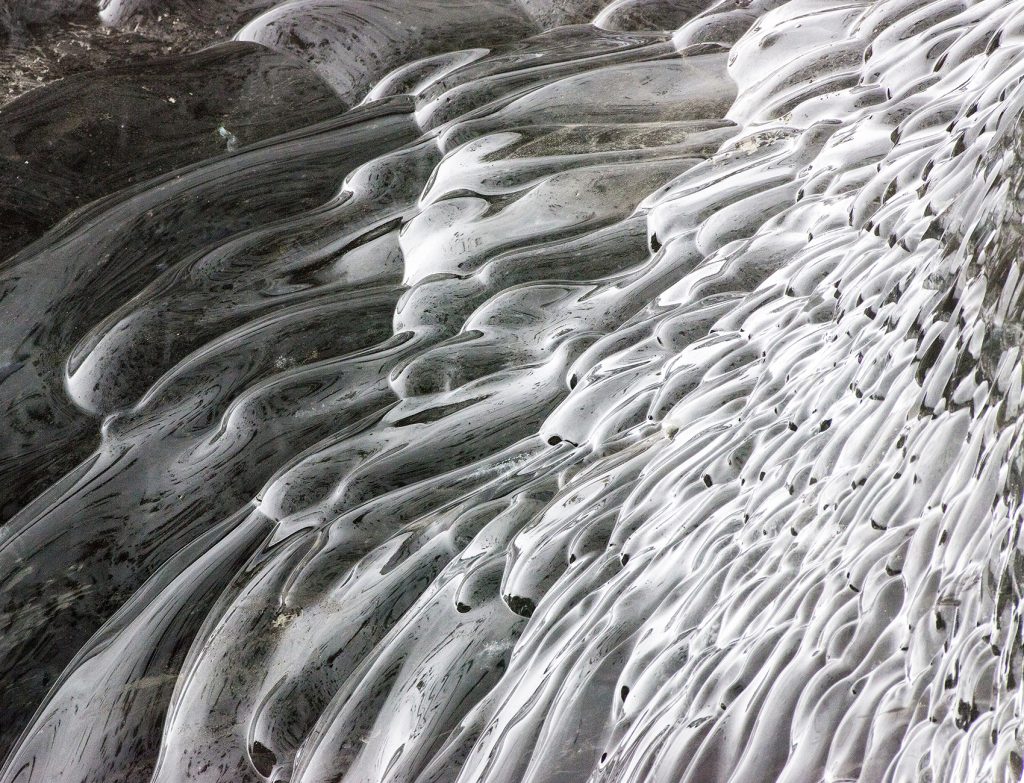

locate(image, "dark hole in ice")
(1010, 751), (1023, 778)
(505, 594), (535, 618)
(955, 700), (979, 730)
(251, 741), (277, 776)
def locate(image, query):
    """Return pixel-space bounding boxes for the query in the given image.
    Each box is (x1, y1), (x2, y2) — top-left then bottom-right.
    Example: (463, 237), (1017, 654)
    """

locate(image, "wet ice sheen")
(2, 0), (1024, 781)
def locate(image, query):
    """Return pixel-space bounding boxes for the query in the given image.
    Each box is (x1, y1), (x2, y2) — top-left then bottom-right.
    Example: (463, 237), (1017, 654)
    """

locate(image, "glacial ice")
(3, 0), (1024, 781)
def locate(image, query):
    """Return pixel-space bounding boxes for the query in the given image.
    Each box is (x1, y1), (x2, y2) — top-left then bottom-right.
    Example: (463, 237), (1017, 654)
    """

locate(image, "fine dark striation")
(2, 1), (1024, 782)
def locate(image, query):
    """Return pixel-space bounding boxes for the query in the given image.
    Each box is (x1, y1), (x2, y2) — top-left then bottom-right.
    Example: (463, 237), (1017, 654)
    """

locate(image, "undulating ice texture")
(2, 0), (1024, 781)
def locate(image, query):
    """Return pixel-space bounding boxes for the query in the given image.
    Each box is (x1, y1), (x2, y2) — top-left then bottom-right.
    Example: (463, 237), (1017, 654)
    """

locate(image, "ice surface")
(3, 0), (1024, 781)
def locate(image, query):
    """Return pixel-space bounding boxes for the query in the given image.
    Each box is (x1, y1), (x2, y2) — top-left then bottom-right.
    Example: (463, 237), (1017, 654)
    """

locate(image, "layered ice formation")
(3, 0), (1024, 781)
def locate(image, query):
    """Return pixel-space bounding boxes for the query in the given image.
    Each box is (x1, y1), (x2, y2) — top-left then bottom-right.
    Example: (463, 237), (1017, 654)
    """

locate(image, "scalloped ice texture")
(2, 0), (1024, 782)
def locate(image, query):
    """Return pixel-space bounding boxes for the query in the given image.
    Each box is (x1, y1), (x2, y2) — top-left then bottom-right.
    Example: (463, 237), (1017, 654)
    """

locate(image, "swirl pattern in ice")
(3, 0), (1024, 781)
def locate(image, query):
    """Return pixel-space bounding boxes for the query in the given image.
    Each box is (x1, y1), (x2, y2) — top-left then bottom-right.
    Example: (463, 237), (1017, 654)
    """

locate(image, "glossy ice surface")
(2, 0), (1024, 781)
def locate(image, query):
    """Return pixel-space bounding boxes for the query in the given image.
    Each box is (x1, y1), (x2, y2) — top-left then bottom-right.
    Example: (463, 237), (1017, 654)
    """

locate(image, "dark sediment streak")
(0, 41), (346, 257)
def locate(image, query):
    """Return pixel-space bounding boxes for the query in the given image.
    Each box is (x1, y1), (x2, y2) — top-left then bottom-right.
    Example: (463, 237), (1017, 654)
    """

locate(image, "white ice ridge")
(3, 0), (1024, 781)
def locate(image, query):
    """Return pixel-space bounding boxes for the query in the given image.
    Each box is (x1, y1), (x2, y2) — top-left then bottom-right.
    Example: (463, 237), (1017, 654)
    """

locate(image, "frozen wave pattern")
(3, 0), (1024, 781)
